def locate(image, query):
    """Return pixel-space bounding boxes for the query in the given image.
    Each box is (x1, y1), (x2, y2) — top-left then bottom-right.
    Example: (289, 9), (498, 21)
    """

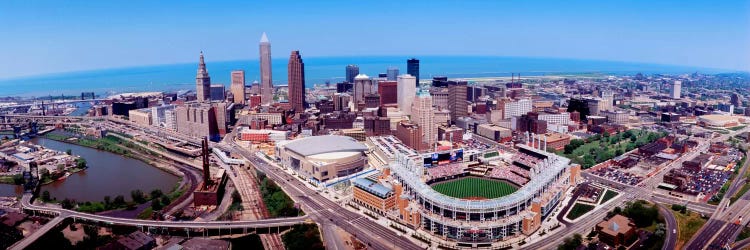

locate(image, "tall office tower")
(378, 80), (398, 105)
(259, 32), (273, 104)
(386, 66), (399, 81)
(412, 85), (435, 149)
(210, 84), (225, 101)
(503, 99), (533, 118)
(353, 74), (370, 105)
(447, 81), (468, 122)
(346, 64), (360, 83)
(731, 93), (742, 107)
(397, 74), (417, 116)
(671, 80), (681, 99)
(407, 58), (420, 86)
(600, 90), (614, 112)
(196, 51), (211, 102)
(230, 70), (246, 105)
(288, 50), (306, 112)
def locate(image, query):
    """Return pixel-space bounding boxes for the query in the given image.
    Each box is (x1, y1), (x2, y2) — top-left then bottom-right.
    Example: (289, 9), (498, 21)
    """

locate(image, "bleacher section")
(427, 163), (468, 181)
(487, 167), (528, 186)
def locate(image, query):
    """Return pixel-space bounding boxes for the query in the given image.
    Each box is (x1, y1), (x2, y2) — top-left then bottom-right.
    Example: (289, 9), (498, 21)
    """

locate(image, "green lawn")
(672, 210), (707, 250)
(558, 129), (667, 168)
(566, 203), (595, 220)
(431, 177), (518, 199)
(600, 189), (619, 204)
(728, 125), (747, 131)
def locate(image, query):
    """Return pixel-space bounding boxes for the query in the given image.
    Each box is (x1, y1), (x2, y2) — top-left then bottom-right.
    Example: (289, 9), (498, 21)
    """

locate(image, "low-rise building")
(352, 177), (396, 215)
(128, 109), (152, 126)
(595, 214), (636, 247)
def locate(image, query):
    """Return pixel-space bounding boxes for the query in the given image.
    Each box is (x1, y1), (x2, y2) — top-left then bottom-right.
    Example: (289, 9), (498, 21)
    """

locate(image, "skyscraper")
(448, 81), (468, 122)
(259, 32), (273, 104)
(346, 64), (360, 83)
(288, 50), (305, 112)
(377, 81), (398, 105)
(210, 84), (225, 101)
(412, 84), (435, 149)
(671, 80), (681, 99)
(230, 70), (246, 105)
(196, 51), (211, 102)
(407, 58), (420, 86)
(397, 74), (417, 116)
(353, 74), (371, 106)
(387, 66), (399, 81)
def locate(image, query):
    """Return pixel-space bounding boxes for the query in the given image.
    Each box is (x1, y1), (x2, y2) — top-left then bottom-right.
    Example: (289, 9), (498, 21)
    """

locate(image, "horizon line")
(1, 54), (747, 82)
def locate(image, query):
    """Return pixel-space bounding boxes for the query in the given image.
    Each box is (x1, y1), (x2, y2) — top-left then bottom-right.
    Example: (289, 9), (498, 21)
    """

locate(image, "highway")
(686, 151), (750, 250)
(12, 194), (309, 250)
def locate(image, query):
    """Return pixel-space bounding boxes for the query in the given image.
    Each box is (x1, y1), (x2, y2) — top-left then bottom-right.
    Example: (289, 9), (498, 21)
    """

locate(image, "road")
(658, 204), (678, 250)
(228, 140), (423, 250)
(12, 194), (308, 250)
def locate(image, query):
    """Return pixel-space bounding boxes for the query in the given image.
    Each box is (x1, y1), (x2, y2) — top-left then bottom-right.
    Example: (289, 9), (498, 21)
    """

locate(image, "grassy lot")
(558, 129), (667, 168)
(599, 189), (619, 204)
(672, 210), (707, 250)
(431, 177), (518, 199)
(729, 125), (747, 131)
(566, 203), (595, 220)
(736, 227), (750, 242)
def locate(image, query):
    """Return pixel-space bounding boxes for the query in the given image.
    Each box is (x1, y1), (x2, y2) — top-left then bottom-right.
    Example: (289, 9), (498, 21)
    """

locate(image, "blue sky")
(1, 0), (748, 79)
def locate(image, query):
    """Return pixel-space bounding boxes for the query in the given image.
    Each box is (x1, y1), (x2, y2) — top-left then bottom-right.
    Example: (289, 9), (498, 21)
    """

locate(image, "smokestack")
(202, 137), (211, 186)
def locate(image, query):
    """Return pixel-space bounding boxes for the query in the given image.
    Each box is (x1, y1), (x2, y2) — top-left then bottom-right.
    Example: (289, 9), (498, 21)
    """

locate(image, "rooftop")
(283, 135), (368, 157)
(353, 177), (393, 198)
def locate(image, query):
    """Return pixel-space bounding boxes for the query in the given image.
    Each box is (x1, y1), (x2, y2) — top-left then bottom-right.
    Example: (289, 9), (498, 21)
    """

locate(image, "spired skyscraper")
(196, 51), (211, 102)
(288, 51), (305, 113)
(346, 64), (359, 83)
(407, 58), (420, 86)
(259, 32), (273, 104)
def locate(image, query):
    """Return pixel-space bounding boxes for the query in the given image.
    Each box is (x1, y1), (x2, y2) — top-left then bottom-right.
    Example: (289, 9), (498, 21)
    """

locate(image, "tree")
(103, 196), (111, 209)
(232, 190), (241, 203)
(151, 200), (163, 211)
(150, 189), (163, 199)
(39, 168), (50, 180)
(12, 174), (25, 185)
(76, 158), (87, 169)
(131, 189), (145, 203)
(61, 198), (75, 209)
(160, 196), (170, 208)
(41, 190), (51, 201)
(557, 233), (583, 250)
(113, 195), (126, 207)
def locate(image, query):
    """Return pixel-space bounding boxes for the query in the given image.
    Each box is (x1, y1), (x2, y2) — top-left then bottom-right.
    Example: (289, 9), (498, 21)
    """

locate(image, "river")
(0, 137), (179, 202)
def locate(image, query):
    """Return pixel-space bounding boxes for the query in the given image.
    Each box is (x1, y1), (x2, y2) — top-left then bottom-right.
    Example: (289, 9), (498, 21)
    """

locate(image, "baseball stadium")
(389, 144), (579, 245)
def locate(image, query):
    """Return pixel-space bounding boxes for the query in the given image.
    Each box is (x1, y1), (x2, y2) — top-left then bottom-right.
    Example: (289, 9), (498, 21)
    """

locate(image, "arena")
(388, 143), (579, 244)
(275, 135), (369, 185)
(697, 114), (742, 128)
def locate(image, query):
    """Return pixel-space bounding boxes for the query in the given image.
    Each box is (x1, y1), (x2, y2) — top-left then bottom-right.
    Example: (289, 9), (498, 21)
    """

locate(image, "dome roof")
(354, 74), (370, 80)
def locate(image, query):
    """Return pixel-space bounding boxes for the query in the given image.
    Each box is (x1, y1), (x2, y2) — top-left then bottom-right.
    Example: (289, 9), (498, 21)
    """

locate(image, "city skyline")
(1, 0), (749, 79)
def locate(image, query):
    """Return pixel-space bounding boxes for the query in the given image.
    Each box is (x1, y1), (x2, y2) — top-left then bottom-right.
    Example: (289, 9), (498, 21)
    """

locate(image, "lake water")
(0, 56), (720, 97)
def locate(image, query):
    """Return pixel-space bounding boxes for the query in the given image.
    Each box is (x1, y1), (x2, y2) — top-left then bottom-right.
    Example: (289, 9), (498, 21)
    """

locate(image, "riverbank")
(43, 131), (182, 178)
(39, 131), (198, 218)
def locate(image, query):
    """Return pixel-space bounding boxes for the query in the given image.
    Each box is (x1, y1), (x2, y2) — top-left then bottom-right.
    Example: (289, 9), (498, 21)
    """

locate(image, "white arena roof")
(283, 135), (368, 157)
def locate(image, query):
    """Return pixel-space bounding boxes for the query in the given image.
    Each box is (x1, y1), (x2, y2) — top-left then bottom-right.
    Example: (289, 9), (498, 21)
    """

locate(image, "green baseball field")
(431, 177), (518, 199)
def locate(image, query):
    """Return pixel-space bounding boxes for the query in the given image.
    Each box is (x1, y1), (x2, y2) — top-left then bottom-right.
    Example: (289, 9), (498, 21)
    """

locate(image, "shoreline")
(41, 132), (182, 178)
